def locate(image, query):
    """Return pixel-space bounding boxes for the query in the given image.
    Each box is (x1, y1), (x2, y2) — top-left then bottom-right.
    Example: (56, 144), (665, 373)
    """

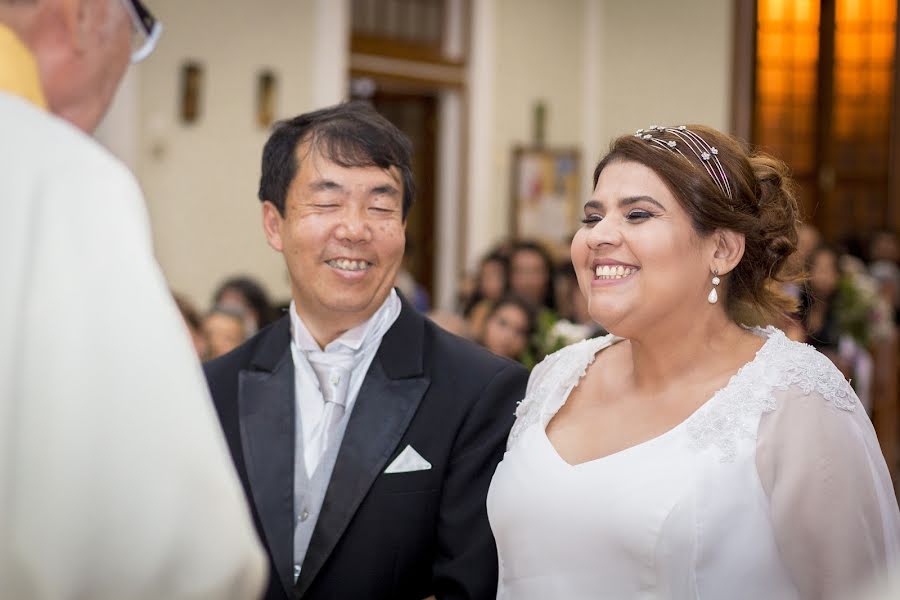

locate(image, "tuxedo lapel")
(296, 300), (430, 598)
(237, 318), (296, 598)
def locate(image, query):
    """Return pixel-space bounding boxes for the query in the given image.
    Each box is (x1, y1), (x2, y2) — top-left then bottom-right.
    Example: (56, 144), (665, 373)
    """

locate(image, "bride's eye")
(581, 214), (602, 225)
(626, 210), (653, 221)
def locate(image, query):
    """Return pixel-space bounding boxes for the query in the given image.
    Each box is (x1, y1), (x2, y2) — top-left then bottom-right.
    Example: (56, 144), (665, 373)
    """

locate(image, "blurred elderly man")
(0, 1), (266, 598)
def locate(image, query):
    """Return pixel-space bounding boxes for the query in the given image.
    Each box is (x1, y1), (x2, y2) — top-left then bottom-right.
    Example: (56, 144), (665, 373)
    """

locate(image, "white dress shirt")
(289, 290), (402, 476)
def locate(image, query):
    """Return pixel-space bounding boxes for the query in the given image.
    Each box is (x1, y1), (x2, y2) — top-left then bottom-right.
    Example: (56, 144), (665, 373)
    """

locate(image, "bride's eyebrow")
(619, 195), (664, 210)
(584, 196), (665, 211)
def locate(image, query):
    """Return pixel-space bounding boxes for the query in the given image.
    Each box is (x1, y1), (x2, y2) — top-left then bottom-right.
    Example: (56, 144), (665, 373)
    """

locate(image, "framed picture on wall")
(510, 146), (581, 244)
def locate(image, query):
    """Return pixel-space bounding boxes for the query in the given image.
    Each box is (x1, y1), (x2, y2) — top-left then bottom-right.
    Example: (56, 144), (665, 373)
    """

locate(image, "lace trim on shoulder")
(685, 327), (858, 461)
(507, 335), (618, 451)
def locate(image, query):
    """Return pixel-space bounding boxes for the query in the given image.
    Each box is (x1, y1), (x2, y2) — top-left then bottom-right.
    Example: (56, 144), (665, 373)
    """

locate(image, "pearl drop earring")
(708, 269), (721, 304)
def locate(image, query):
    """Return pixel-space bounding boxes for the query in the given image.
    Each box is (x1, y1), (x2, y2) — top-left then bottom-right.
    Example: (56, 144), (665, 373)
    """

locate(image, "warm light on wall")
(833, 0), (896, 144)
(755, 0), (896, 170)
(755, 0), (820, 172)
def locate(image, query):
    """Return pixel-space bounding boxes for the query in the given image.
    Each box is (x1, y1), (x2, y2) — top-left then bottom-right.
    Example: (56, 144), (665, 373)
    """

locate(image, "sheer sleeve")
(756, 371), (900, 599)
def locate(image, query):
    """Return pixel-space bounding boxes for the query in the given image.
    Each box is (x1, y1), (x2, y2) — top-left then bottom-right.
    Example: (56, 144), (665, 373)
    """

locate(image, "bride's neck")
(625, 312), (754, 393)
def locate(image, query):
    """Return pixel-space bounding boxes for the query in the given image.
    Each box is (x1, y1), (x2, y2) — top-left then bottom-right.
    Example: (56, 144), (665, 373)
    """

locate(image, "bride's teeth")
(594, 265), (636, 279)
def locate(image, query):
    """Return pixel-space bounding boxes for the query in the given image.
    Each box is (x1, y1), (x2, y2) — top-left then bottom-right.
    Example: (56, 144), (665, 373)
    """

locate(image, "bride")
(487, 125), (900, 599)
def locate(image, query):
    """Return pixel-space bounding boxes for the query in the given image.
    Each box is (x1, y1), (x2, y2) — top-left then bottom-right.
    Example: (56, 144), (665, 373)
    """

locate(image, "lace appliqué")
(506, 327), (859, 461)
(507, 335), (618, 451)
(686, 327), (858, 461)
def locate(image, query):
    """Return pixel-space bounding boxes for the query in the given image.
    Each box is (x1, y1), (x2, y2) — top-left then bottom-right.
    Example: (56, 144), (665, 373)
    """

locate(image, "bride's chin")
(587, 305), (628, 337)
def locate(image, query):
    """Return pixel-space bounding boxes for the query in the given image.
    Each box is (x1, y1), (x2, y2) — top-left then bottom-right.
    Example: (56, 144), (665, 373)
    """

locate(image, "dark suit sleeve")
(432, 361), (529, 600)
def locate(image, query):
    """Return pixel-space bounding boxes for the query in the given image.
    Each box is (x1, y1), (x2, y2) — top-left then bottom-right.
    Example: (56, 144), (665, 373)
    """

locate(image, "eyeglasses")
(120, 0), (162, 63)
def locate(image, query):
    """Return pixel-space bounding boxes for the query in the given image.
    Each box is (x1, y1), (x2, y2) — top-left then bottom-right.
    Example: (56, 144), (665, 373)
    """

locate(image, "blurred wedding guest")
(213, 274), (275, 335)
(798, 244), (875, 410)
(173, 292), (208, 359)
(204, 305), (248, 360)
(553, 260), (578, 323)
(556, 262), (606, 340)
(480, 295), (536, 363)
(488, 124), (900, 599)
(800, 245), (843, 349)
(427, 309), (471, 339)
(796, 222), (821, 264)
(869, 229), (899, 324)
(0, 1), (265, 598)
(463, 250), (509, 336)
(509, 240), (557, 312)
(870, 228), (898, 263)
(870, 260), (899, 324)
(394, 238), (431, 312)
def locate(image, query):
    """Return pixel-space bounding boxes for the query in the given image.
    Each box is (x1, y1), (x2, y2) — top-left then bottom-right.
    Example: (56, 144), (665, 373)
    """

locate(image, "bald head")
(0, 0), (132, 132)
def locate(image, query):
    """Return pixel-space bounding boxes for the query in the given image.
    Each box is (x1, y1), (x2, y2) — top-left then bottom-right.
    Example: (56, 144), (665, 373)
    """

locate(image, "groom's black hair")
(258, 101), (415, 219)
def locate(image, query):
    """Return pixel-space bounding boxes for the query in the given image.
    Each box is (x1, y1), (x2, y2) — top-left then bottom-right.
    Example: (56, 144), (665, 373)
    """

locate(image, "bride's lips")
(590, 259), (639, 286)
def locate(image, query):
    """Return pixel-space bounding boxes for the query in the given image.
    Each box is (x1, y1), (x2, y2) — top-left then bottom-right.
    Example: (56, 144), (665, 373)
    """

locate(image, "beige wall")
(596, 0), (734, 146)
(98, 0), (735, 309)
(137, 0), (318, 308)
(472, 0), (586, 263)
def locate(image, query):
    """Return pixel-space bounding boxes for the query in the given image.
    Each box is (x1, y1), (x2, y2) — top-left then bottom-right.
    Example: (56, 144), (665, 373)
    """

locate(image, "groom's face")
(263, 144), (406, 325)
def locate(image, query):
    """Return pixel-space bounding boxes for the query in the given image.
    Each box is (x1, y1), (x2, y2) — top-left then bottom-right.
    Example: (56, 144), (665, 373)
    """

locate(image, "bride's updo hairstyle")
(593, 125), (801, 327)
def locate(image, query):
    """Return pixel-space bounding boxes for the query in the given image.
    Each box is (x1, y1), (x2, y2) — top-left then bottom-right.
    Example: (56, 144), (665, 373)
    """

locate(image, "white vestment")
(0, 92), (267, 599)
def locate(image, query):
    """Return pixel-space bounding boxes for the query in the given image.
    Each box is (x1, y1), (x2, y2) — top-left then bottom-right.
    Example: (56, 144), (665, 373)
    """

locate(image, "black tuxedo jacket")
(204, 298), (529, 600)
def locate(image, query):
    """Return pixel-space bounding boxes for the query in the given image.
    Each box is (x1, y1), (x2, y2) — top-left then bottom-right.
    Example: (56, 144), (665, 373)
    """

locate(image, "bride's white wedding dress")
(488, 327), (900, 599)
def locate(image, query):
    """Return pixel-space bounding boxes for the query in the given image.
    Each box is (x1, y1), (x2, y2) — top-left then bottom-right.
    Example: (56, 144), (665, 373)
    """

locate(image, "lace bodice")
(508, 327), (856, 460)
(491, 327), (900, 600)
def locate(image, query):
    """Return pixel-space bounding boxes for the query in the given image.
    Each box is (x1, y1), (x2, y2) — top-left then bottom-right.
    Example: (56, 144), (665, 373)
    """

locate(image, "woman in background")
(464, 250), (510, 337)
(480, 295), (536, 363)
(212, 275), (275, 335)
(508, 240), (557, 313)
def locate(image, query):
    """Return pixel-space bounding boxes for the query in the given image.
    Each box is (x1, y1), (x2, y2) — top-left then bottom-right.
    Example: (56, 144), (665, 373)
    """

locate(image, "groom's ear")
(261, 201), (284, 252)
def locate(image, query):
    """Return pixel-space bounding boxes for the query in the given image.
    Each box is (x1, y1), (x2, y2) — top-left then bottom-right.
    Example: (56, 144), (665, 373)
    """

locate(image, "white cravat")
(289, 290), (402, 476)
(303, 353), (352, 470)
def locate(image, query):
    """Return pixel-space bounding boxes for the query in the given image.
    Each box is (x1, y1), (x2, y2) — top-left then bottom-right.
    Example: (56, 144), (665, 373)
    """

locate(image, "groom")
(205, 102), (528, 600)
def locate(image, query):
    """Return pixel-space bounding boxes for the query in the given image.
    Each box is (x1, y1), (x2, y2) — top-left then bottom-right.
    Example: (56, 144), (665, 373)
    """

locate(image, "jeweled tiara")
(634, 125), (733, 201)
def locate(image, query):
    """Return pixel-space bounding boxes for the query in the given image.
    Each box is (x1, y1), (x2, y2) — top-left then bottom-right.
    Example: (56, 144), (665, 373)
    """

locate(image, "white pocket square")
(385, 445), (432, 474)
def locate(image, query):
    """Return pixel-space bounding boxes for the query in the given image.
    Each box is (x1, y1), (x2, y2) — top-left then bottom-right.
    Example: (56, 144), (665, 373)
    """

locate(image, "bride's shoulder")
(529, 333), (620, 391)
(753, 327), (857, 412)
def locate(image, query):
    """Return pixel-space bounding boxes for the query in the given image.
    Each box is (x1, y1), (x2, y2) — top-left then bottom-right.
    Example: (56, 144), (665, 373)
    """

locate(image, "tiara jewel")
(636, 124), (733, 202)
